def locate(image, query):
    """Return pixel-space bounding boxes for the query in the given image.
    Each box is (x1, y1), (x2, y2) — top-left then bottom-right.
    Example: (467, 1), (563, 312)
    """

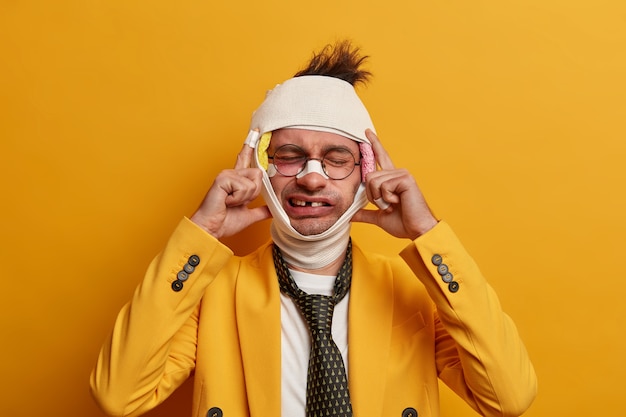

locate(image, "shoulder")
(351, 239), (422, 293)
(351, 240), (412, 273)
(217, 239), (275, 280)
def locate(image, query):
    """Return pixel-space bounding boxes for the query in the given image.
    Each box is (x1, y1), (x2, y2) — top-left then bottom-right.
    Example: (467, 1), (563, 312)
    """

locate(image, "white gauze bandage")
(246, 75), (376, 269)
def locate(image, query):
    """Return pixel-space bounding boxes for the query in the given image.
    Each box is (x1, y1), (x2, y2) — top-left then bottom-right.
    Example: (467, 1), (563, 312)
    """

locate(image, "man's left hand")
(351, 129), (438, 240)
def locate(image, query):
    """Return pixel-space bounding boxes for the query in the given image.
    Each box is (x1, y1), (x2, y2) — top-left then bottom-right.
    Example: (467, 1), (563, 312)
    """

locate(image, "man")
(91, 41), (537, 417)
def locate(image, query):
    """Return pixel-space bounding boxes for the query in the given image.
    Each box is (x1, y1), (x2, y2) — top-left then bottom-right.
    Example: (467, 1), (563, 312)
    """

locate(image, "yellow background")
(1, 1), (625, 416)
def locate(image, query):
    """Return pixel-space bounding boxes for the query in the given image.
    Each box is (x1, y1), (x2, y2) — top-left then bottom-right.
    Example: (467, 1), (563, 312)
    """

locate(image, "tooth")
(291, 199), (326, 207)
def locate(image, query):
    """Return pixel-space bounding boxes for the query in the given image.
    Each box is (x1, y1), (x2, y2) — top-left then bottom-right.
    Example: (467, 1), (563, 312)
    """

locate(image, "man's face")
(268, 128), (362, 236)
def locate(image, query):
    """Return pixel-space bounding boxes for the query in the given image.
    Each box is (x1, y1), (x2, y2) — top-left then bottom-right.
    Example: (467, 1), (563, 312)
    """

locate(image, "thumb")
(248, 205), (273, 224)
(351, 208), (379, 225)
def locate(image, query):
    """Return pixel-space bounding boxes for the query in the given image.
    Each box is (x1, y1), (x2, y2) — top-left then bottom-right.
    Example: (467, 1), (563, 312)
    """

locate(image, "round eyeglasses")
(267, 144), (361, 180)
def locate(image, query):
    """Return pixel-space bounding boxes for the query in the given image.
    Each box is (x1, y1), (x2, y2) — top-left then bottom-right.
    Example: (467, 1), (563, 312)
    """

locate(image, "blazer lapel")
(236, 243), (282, 416)
(234, 242), (394, 417)
(348, 244), (394, 417)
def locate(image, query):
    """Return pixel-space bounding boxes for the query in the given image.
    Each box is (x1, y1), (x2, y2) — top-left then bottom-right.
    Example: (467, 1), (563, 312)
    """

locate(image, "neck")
(287, 249), (347, 276)
(269, 217), (352, 270)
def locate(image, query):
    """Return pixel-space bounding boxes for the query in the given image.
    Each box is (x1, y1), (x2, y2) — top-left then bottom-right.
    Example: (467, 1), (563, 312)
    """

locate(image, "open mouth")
(289, 198), (330, 208)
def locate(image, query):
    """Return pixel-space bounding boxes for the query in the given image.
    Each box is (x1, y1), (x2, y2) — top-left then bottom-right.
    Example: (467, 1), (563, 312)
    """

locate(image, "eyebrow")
(322, 145), (355, 152)
(272, 144), (359, 155)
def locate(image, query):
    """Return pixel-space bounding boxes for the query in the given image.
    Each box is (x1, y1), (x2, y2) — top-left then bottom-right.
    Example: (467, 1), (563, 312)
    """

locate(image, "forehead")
(269, 128), (359, 152)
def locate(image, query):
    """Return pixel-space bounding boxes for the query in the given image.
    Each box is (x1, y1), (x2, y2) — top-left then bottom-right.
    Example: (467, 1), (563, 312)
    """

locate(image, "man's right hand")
(190, 143), (271, 238)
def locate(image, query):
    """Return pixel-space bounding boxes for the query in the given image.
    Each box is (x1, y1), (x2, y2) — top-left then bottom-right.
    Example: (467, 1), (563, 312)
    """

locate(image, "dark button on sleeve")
(177, 270), (189, 282)
(207, 407), (222, 417)
(171, 280), (184, 292)
(172, 255), (201, 291)
(441, 272), (454, 283)
(437, 263), (449, 275)
(431, 254), (442, 266)
(402, 407), (418, 417)
(448, 281), (460, 293)
(188, 254), (201, 267)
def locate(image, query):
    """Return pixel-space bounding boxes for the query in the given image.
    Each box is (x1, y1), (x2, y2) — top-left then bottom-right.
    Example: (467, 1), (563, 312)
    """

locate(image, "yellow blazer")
(91, 219), (536, 417)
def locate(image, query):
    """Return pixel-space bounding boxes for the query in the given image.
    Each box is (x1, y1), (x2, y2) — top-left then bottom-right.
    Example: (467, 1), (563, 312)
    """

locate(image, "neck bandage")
(246, 76), (376, 269)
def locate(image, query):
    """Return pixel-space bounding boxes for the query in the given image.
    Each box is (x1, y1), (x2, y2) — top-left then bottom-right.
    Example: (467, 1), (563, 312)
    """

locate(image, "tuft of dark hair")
(293, 40), (372, 87)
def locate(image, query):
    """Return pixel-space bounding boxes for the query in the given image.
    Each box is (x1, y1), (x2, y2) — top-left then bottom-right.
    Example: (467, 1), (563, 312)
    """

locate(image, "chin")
(291, 219), (336, 236)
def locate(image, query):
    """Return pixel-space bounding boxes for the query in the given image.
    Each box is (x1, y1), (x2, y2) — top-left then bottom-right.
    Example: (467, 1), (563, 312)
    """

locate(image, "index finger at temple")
(365, 129), (395, 170)
(235, 144), (254, 169)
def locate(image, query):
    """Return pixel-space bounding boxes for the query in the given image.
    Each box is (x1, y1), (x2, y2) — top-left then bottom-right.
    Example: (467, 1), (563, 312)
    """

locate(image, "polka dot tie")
(273, 242), (353, 417)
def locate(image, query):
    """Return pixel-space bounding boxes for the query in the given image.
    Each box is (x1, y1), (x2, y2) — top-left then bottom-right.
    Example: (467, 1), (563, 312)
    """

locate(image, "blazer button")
(431, 254), (443, 266)
(207, 407), (222, 417)
(448, 281), (460, 293)
(437, 263), (449, 275)
(183, 263), (195, 274)
(402, 407), (418, 417)
(188, 254), (201, 267)
(177, 270), (189, 282)
(441, 272), (454, 283)
(171, 280), (184, 292)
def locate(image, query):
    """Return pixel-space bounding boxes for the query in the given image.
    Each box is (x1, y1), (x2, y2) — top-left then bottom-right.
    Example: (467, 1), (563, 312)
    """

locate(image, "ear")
(358, 142), (375, 181)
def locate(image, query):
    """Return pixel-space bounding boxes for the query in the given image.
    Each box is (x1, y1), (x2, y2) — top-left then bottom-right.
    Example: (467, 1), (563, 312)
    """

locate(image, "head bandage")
(245, 75), (376, 269)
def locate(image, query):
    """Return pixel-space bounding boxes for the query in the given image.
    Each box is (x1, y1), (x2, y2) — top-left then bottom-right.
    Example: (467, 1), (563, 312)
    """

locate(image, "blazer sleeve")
(400, 221), (537, 417)
(90, 217), (234, 417)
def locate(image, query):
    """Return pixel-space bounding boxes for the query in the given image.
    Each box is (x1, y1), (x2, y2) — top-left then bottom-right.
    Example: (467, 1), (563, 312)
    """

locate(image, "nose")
(295, 159), (328, 189)
(296, 159), (329, 180)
